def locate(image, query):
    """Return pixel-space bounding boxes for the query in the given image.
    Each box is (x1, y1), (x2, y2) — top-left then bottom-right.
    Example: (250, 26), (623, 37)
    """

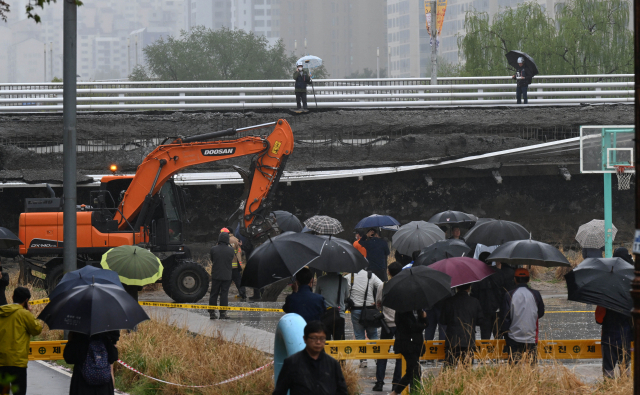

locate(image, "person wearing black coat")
(0, 265), (9, 306)
(512, 57), (531, 104)
(440, 284), (484, 366)
(63, 331), (119, 395)
(273, 321), (347, 395)
(470, 252), (503, 339)
(390, 310), (427, 395)
(209, 232), (235, 319)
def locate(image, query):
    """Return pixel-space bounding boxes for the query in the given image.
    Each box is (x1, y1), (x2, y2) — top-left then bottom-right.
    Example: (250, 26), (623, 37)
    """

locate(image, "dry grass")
(115, 316), (274, 395)
(555, 247), (583, 280)
(419, 359), (632, 395)
(114, 316), (361, 395)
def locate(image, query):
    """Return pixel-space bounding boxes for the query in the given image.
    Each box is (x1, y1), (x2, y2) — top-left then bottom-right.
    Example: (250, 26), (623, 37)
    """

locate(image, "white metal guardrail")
(0, 75), (633, 112)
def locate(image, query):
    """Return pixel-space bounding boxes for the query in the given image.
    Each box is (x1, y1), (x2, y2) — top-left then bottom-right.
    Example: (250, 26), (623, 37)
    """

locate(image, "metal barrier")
(325, 339), (605, 361)
(29, 338), (605, 362)
(0, 75), (633, 112)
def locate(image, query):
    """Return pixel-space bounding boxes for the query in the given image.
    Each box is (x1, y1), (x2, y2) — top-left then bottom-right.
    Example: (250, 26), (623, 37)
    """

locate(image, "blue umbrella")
(297, 55), (322, 69)
(49, 266), (123, 300)
(355, 214), (401, 229)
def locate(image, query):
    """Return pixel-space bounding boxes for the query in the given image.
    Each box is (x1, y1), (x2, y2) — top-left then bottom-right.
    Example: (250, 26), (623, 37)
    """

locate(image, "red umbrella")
(428, 257), (496, 287)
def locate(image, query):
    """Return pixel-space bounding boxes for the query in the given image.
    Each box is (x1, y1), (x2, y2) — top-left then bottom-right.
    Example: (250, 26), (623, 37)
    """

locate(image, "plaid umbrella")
(303, 215), (344, 235)
(575, 219), (617, 249)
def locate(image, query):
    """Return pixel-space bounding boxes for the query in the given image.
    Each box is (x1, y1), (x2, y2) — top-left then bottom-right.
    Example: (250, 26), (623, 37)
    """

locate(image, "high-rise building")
(387, 0), (429, 78)
(278, 0), (387, 78)
(0, 0), (185, 82)
(185, 0), (232, 31)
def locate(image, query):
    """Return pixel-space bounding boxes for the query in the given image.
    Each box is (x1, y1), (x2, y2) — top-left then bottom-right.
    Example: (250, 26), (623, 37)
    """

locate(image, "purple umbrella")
(428, 257), (496, 288)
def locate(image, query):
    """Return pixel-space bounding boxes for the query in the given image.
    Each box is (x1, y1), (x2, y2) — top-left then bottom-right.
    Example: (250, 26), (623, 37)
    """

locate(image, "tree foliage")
(458, 0), (633, 76)
(0, 0), (83, 23)
(130, 26), (297, 81)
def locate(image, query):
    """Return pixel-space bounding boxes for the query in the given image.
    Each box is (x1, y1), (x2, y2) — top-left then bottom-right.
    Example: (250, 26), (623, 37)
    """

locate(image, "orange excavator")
(18, 120), (294, 302)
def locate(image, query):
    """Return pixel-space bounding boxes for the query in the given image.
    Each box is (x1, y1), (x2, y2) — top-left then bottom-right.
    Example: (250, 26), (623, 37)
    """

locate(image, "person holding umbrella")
(500, 268), (545, 363)
(283, 268), (326, 323)
(358, 228), (390, 281)
(0, 287), (42, 395)
(512, 57), (531, 104)
(596, 305), (632, 378)
(440, 283), (484, 366)
(293, 61), (312, 111)
(389, 309), (428, 395)
(63, 331), (120, 394)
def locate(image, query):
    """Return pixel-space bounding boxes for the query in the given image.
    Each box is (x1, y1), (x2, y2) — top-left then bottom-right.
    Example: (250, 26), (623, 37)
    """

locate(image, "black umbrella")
(241, 231), (325, 289)
(565, 272), (631, 316)
(272, 210), (303, 233)
(391, 221), (445, 256)
(0, 227), (23, 249)
(414, 239), (471, 267)
(382, 266), (452, 312)
(463, 220), (529, 246)
(574, 258), (634, 280)
(428, 210), (476, 226)
(49, 266), (124, 299)
(38, 283), (149, 335)
(487, 239), (570, 267)
(505, 50), (539, 75)
(310, 235), (369, 273)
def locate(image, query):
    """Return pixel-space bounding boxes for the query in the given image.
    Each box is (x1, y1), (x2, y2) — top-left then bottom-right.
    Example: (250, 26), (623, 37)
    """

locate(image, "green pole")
(603, 173), (613, 258)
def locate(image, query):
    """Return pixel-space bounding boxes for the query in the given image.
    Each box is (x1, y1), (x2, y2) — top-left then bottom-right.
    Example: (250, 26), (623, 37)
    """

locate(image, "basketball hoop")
(614, 165), (634, 190)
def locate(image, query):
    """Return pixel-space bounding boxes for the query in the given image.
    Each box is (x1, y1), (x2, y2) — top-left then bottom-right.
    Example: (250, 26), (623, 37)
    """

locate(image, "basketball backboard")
(580, 126), (635, 173)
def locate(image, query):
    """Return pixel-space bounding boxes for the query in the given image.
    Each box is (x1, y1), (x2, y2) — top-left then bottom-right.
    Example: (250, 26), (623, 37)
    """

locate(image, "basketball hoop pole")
(603, 173), (613, 258)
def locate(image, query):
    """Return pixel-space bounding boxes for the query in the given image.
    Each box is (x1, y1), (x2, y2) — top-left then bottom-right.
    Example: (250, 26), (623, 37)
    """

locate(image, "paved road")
(26, 361), (70, 395)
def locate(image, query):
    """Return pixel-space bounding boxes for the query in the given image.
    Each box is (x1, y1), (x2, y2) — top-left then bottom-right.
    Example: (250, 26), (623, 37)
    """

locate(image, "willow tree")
(458, 0), (633, 76)
(458, 2), (555, 76)
(555, 0), (633, 74)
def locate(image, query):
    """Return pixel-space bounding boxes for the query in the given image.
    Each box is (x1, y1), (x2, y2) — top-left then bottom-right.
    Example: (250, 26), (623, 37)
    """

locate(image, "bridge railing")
(0, 74), (633, 111)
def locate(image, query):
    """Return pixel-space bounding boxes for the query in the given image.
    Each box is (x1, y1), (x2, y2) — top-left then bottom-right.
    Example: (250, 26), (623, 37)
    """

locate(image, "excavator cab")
(151, 181), (187, 249)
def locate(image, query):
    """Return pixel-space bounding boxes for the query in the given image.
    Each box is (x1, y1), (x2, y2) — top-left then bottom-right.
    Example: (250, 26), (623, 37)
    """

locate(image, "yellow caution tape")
(30, 297), (598, 315)
(139, 301), (284, 312)
(546, 311), (595, 314)
(29, 298), (50, 305)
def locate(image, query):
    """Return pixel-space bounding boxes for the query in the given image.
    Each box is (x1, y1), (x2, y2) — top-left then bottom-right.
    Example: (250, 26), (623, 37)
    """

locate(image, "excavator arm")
(112, 119), (294, 241)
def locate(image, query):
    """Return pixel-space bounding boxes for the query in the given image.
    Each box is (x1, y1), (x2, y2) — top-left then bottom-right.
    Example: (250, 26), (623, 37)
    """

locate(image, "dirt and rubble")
(0, 105), (632, 177)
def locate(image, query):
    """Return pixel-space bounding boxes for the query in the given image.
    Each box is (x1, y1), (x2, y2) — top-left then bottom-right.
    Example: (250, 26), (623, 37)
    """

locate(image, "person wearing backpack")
(63, 331), (120, 394)
(512, 57), (532, 104)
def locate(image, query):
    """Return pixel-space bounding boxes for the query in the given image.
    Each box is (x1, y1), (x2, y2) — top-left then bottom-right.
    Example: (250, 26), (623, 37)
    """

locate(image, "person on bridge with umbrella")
(440, 283), (484, 366)
(293, 60), (312, 111)
(283, 268), (326, 323)
(512, 57), (532, 104)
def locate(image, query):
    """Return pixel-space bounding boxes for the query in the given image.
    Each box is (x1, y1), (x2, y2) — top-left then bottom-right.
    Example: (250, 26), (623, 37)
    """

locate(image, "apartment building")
(278, 0), (387, 78)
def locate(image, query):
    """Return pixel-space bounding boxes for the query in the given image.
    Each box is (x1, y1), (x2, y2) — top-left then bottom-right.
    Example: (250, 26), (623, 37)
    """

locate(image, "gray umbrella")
(303, 215), (344, 235)
(575, 219), (617, 249)
(487, 239), (570, 267)
(392, 221), (445, 256)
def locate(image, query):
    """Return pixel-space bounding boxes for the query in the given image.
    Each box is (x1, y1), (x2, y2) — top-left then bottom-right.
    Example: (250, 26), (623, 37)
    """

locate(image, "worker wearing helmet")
(511, 57), (531, 104)
(293, 61), (312, 110)
(499, 268), (545, 363)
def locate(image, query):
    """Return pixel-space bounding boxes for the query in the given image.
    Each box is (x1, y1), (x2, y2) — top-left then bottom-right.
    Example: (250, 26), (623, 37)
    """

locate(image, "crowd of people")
(273, 227), (634, 393)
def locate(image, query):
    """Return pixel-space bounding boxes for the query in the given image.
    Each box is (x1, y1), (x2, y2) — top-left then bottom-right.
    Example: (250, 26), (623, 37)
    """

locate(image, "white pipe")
(0, 90), (633, 104)
(0, 74), (633, 87)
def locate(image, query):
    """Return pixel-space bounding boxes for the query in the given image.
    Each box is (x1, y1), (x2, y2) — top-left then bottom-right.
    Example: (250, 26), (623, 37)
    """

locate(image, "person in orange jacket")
(353, 232), (367, 258)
